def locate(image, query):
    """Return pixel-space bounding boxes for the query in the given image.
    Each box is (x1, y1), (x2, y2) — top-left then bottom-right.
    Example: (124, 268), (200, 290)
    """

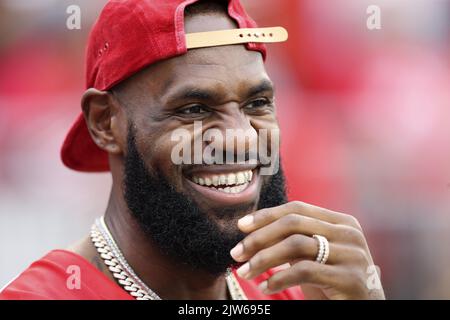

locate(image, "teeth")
(212, 175), (219, 186)
(227, 173), (236, 185)
(215, 182), (249, 194)
(236, 172), (245, 184)
(191, 170), (253, 188)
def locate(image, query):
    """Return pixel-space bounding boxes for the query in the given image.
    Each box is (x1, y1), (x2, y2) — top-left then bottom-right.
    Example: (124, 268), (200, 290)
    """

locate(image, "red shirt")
(0, 250), (304, 300)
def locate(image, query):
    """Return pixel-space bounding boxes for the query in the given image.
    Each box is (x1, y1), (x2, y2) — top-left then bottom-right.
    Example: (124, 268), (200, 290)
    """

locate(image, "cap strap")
(185, 26), (288, 49)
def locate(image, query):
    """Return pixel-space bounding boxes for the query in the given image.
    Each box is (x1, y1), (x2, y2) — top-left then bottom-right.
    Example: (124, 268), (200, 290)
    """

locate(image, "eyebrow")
(164, 79), (275, 106)
(246, 79), (275, 98)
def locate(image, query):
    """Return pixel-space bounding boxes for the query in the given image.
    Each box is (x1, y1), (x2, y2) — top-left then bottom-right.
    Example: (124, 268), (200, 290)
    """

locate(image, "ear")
(81, 88), (126, 155)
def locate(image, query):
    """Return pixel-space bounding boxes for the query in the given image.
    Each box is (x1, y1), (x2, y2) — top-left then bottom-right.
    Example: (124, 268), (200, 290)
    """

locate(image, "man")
(0, 0), (385, 300)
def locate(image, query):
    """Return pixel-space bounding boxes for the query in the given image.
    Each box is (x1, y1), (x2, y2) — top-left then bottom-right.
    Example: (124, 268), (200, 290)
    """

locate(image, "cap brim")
(61, 113), (110, 172)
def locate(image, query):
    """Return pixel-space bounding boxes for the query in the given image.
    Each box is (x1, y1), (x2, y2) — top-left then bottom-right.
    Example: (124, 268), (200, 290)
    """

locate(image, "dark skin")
(69, 10), (385, 300)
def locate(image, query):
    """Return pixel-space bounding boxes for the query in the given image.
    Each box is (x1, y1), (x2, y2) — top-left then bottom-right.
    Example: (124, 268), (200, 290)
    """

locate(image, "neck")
(102, 182), (229, 300)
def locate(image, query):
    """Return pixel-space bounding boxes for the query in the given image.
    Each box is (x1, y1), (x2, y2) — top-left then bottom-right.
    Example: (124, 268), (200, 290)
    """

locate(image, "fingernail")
(236, 262), (250, 278)
(238, 215), (254, 227)
(258, 281), (273, 295)
(258, 281), (267, 292)
(230, 243), (244, 259)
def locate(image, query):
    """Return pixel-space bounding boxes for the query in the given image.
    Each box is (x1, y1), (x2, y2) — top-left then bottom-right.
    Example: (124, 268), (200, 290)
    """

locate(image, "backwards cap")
(61, 0), (288, 172)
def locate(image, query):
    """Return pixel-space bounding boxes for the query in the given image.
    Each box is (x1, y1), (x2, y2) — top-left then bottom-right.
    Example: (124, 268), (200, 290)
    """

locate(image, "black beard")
(123, 126), (288, 276)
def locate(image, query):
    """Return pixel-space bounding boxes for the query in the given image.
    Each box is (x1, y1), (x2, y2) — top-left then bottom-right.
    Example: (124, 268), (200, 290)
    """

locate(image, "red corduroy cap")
(61, 0), (288, 172)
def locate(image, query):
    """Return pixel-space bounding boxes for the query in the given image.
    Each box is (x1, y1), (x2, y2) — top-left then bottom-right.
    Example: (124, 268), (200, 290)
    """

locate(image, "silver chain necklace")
(90, 217), (247, 300)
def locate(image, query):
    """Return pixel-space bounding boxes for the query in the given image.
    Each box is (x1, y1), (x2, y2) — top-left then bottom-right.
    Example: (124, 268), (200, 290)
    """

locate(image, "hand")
(230, 201), (385, 300)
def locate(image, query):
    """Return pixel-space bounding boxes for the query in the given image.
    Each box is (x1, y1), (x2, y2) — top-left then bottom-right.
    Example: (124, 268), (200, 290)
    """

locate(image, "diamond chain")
(90, 217), (247, 300)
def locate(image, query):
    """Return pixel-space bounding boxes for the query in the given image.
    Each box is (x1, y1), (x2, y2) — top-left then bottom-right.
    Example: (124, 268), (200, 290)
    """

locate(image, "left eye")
(245, 98), (271, 109)
(178, 105), (209, 115)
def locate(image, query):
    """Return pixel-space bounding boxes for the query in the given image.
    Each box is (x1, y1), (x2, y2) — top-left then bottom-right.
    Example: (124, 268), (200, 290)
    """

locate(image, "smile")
(184, 166), (261, 205)
(190, 170), (253, 194)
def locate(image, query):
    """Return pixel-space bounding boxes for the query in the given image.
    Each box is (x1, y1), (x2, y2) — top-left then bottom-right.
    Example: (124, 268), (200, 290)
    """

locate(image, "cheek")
(251, 116), (279, 130)
(141, 131), (184, 185)
(252, 118), (280, 149)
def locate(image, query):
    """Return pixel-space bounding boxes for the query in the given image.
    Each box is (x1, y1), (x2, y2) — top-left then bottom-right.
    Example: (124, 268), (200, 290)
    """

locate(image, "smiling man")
(0, 0), (385, 300)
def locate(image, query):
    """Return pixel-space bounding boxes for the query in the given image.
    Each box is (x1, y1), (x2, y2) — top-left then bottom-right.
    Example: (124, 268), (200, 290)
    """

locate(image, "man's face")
(116, 11), (286, 274)
(120, 12), (279, 223)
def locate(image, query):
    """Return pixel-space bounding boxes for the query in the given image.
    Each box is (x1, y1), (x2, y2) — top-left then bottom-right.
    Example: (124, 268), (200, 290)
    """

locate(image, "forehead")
(159, 45), (267, 96)
(134, 44), (269, 106)
(127, 12), (269, 102)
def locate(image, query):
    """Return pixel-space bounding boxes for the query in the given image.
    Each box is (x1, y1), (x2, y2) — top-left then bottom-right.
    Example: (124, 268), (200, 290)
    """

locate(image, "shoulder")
(0, 250), (131, 300)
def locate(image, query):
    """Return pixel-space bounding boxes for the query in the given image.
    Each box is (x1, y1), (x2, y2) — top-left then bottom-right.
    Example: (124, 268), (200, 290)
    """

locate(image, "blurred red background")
(0, 0), (449, 298)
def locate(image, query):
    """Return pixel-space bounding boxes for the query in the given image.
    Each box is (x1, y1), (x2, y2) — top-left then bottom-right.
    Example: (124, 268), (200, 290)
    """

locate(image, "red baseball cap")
(61, 0), (288, 172)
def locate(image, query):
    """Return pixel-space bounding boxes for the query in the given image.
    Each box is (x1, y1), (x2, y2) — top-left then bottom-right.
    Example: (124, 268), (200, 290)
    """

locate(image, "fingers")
(231, 212), (368, 264)
(236, 237), (368, 280)
(231, 214), (334, 262)
(260, 261), (340, 295)
(235, 234), (317, 279)
(238, 201), (363, 234)
(259, 261), (367, 299)
(230, 200), (382, 299)
(237, 203), (290, 233)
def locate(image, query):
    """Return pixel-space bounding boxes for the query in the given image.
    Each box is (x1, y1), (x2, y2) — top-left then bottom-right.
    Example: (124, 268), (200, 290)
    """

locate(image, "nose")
(204, 107), (258, 164)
